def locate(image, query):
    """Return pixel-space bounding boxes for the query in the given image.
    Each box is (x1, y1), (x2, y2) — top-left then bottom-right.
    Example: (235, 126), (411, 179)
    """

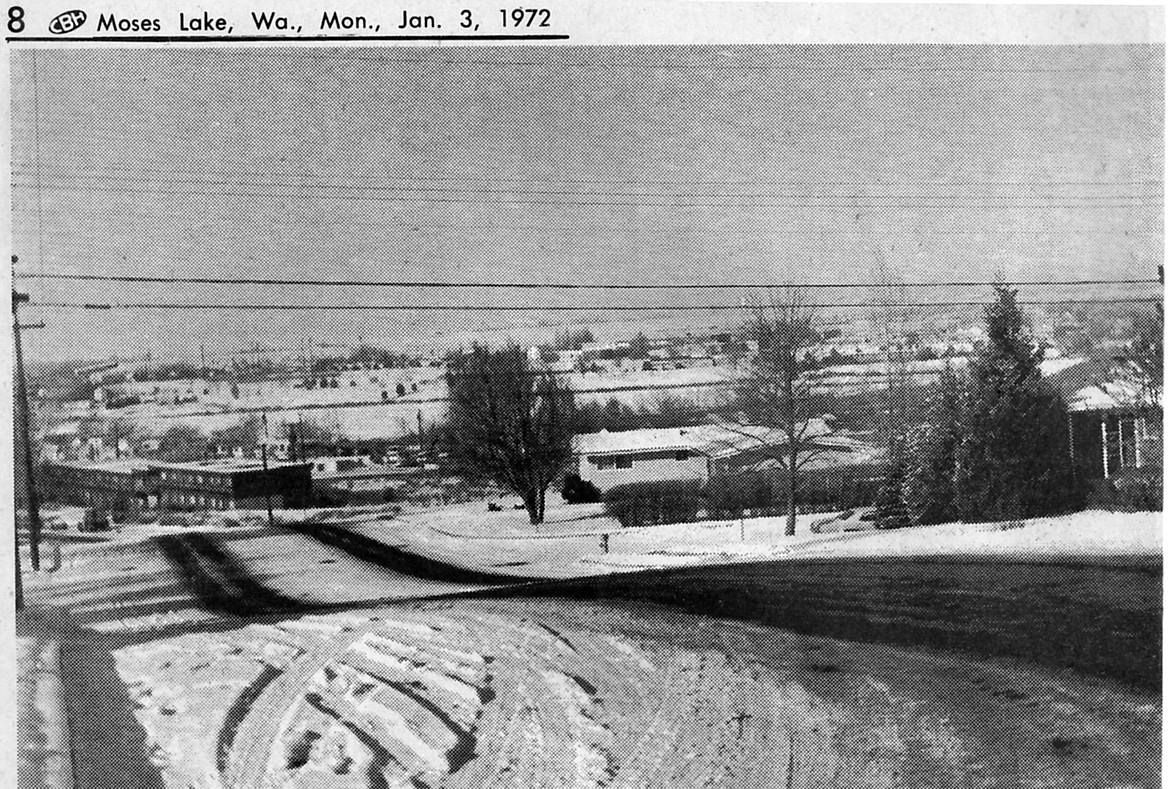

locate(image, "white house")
(573, 421), (840, 492)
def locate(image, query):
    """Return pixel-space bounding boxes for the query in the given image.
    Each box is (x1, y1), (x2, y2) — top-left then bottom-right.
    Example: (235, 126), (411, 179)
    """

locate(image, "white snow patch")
(356, 697), (448, 771)
(349, 635), (481, 704)
(606, 637), (657, 673)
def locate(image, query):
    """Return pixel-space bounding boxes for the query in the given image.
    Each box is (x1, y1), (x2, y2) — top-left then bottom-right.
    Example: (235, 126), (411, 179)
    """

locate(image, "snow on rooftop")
(1067, 379), (1151, 412)
(1039, 356), (1086, 377)
(573, 420), (833, 458)
(45, 421), (81, 437)
(152, 458), (307, 472)
(48, 458), (155, 473)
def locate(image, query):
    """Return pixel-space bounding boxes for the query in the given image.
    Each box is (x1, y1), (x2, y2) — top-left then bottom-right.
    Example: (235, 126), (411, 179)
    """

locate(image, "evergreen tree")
(628, 332), (651, 359)
(954, 285), (1084, 520)
(873, 435), (913, 529)
(904, 364), (963, 525)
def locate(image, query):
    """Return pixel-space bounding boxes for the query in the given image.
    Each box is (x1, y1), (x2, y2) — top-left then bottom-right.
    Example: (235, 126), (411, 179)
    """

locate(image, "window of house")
(615, 455), (633, 469)
(675, 450), (690, 461)
(592, 457), (614, 470)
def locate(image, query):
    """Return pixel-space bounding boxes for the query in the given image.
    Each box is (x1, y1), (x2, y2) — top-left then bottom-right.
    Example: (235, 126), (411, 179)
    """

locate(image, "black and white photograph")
(8, 4), (1164, 788)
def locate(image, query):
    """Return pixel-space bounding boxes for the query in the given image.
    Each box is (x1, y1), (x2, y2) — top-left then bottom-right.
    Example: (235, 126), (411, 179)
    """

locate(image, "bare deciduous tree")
(867, 248), (915, 441)
(724, 287), (828, 537)
(445, 343), (575, 525)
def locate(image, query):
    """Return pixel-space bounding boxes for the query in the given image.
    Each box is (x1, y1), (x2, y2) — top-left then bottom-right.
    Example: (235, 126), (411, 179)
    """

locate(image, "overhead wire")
(13, 272), (1162, 289)
(26, 298), (1162, 312)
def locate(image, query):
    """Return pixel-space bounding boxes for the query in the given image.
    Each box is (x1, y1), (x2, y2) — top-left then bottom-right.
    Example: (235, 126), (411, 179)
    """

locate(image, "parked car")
(811, 507), (879, 534)
(79, 508), (110, 532)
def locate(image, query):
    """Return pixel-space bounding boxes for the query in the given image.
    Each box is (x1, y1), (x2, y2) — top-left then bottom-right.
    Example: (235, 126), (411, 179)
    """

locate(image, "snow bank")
(790, 510), (1162, 561)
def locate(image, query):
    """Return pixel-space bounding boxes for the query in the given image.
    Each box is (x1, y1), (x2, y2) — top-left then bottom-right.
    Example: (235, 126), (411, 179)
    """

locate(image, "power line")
(13, 163), (1164, 189)
(126, 50), (1159, 75)
(11, 172), (1162, 202)
(8, 216), (1162, 238)
(14, 272), (1162, 289)
(27, 298), (1162, 312)
(10, 182), (1160, 210)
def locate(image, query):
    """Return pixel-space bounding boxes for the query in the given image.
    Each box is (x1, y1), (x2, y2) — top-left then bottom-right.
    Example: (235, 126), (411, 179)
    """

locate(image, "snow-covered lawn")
(384, 502), (1161, 578)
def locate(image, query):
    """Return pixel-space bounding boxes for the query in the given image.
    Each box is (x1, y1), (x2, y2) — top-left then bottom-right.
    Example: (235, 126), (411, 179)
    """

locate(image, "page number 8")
(8, 6), (24, 33)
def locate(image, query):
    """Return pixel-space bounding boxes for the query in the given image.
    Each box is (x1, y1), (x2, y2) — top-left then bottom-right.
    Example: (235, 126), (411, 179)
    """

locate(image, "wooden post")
(1135, 417), (1145, 469)
(261, 414), (275, 528)
(1100, 418), (1110, 479)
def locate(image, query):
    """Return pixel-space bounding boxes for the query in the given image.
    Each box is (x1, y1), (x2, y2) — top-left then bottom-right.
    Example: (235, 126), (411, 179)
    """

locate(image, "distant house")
(39, 421), (81, 461)
(1047, 354), (1161, 479)
(642, 356), (715, 371)
(307, 455), (371, 475)
(572, 420), (874, 492)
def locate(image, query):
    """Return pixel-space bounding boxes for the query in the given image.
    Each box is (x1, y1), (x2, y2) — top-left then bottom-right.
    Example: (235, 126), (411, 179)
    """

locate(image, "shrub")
(704, 474), (784, 518)
(604, 480), (704, 528)
(1090, 469), (1163, 511)
(705, 466), (884, 519)
(561, 474), (602, 504)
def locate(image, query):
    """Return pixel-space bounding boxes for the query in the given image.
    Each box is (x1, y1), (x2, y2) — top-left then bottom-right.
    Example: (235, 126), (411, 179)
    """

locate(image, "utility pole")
(260, 413), (275, 529)
(417, 409), (425, 466)
(287, 419), (298, 462)
(13, 265), (45, 591)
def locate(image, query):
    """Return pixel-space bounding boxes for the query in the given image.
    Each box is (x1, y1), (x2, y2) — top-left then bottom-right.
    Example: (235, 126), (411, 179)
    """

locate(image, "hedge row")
(603, 466), (883, 527)
(603, 480), (706, 528)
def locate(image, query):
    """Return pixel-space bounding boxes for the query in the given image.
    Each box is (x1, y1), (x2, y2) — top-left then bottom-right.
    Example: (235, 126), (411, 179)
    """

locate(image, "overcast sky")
(10, 44), (1164, 362)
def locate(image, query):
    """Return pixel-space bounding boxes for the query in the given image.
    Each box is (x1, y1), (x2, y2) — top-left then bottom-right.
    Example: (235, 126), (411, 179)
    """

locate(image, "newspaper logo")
(49, 9), (87, 34)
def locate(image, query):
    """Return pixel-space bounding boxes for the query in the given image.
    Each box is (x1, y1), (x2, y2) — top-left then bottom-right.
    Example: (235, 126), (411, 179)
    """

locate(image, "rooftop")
(45, 459), (155, 474)
(151, 458), (310, 473)
(1045, 354), (1158, 412)
(574, 420), (833, 458)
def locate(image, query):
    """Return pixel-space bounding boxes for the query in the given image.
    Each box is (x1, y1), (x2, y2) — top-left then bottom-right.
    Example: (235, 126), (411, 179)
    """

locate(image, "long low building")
(154, 459), (313, 510)
(42, 457), (313, 512)
(41, 459), (159, 513)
